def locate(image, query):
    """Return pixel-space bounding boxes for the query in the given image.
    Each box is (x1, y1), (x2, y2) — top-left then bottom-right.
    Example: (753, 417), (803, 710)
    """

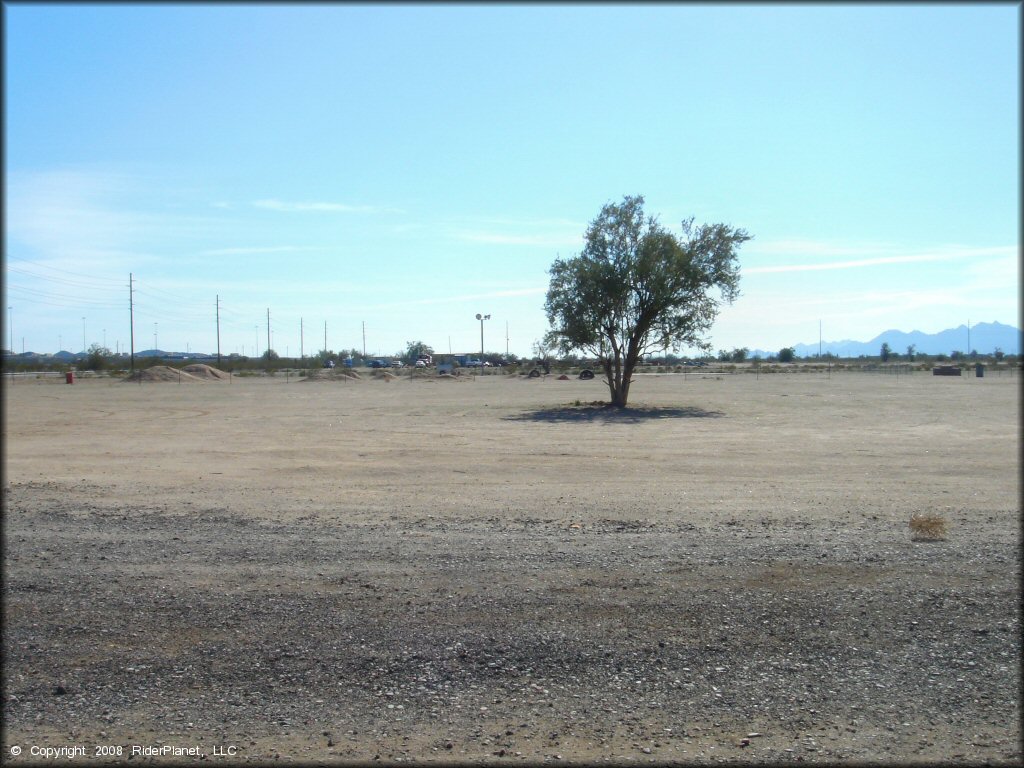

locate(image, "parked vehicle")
(391, 360), (404, 368)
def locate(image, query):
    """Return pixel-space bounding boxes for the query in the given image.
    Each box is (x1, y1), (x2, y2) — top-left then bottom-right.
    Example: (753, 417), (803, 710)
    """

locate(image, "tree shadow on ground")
(504, 403), (725, 424)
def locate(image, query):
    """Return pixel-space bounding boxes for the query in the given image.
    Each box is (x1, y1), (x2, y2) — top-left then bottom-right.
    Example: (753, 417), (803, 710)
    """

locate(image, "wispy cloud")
(454, 230), (581, 248)
(746, 244), (1017, 274)
(445, 214), (584, 250)
(200, 245), (321, 256)
(6, 169), (167, 273)
(351, 286), (547, 312)
(252, 199), (398, 214)
(751, 239), (898, 258)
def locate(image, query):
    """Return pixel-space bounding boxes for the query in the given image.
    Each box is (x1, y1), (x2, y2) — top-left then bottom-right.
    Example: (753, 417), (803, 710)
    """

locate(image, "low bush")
(909, 513), (948, 542)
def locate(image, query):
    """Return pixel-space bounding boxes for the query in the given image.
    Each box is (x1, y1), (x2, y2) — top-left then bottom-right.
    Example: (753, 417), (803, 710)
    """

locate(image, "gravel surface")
(2, 372), (1020, 764)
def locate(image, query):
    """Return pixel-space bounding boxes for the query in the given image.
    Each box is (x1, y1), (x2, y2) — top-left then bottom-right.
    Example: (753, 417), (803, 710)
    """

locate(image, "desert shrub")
(909, 513), (948, 542)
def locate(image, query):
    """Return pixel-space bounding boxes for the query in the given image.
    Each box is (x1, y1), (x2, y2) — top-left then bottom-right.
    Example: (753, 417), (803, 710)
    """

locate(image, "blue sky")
(4, 3), (1019, 358)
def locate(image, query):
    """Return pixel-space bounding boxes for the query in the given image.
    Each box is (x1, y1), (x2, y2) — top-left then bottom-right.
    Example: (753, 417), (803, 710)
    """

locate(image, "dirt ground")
(2, 369), (1020, 764)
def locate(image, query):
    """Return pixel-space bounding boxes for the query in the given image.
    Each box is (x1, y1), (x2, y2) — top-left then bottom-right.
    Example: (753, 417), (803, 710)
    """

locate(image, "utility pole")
(819, 319), (822, 358)
(300, 317), (304, 359)
(967, 318), (971, 356)
(362, 321), (366, 357)
(216, 295), (222, 367)
(506, 321), (509, 357)
(476, 313), (490, 364)
(324, 321), (327, 354)
(267, 308), (271, 354)
(129, 273), (135, 371)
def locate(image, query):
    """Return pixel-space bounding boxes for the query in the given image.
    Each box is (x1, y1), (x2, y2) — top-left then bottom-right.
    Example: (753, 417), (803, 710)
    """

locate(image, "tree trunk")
(610, 357), (633, 408)
(614, 360), (634, 407)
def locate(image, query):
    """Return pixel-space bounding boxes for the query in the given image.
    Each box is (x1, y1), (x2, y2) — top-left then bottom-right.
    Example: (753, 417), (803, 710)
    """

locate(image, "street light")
(82, 317), (86, 353)
(7, 306), (12, 356)
(475, 313), (490, 369)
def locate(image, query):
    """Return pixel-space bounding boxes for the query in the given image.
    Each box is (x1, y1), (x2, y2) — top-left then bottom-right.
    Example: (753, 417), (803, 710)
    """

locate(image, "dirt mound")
(372, 370), (397, 381)
(182, 364), (230, 381)
(122, 366), (203, 383)
(304, 369), (360, 382)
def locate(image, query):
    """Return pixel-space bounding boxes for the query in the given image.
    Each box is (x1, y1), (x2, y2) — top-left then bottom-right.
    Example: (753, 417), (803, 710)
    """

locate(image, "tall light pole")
(476, 313), (490, 366)
(154, 322), (158, 351)
(7, 306), (12, 355)
(82, 317), (86, 353)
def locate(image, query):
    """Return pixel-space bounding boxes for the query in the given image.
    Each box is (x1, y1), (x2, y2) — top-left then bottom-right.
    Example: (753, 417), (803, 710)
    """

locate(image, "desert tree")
(544, 195), (749, 408)
(880, 342), (892, 362)
(85, 343), (111, 371)
(403, 340), (434, 364)
(778, 346), (796, 363)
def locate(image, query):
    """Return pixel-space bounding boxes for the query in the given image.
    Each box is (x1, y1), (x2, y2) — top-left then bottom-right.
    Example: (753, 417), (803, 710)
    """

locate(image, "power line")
(6, 254), (126, 285)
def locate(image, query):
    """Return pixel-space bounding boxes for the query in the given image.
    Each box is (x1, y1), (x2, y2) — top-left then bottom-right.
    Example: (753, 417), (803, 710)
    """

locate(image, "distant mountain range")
(5, 322), (1021, 361)
(15, 349), (211, 361)
(752, 321), (1020, 358)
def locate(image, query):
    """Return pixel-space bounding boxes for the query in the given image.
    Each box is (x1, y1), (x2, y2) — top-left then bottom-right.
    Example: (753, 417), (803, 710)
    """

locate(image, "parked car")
(391, 360), (404, 368)
(368, 359), (388, 369)
(414, 360), (427, 368)
(323, 360), (336, 368)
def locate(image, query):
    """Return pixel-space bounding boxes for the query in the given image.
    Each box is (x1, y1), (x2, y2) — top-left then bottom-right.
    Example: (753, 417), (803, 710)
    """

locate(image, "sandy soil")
(2, 369), (1020, 764)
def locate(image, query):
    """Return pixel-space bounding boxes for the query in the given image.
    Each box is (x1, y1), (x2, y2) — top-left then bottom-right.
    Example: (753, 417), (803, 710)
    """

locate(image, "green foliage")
(717, 347), (748, 362)
(84, 343), (111, 371)
(880, 342), (892, 362)
(544, 195), (749, 407)
(531, 338), (551, 361)
(403, 340), (434, 364)
(778, 347), (796, 363)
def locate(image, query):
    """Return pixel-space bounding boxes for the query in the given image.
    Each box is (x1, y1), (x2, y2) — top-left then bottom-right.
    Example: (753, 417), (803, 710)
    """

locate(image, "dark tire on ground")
(579, 369), (595, 380)
(528, 369), (541, 378)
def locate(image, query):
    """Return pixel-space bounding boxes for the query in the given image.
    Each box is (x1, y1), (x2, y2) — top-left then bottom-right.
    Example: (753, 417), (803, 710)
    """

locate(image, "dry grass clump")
(909, 513), (948, 542)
